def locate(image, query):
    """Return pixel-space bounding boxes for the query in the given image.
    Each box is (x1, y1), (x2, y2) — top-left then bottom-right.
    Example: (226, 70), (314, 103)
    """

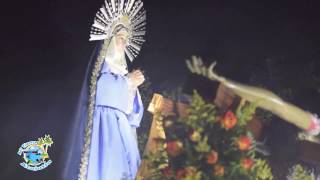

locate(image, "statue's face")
(115, 29), (129, 52)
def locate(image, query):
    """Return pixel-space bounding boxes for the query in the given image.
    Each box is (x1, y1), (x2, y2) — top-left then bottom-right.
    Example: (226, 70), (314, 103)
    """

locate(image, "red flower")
(206, 150), (218, 165)
(237, 135), (252, 151)
(240, 157), (254, 170)
(214, 164), (225, 176)
(166, 141), (183, 157)
(161, 166), (173, 178)
(221, 110), (237, 130)
(176, 168), (187, 180)
(176, 166), (197, 180)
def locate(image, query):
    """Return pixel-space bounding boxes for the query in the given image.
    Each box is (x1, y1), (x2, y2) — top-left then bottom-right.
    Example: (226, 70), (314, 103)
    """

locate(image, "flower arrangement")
(146, 91), (273, 180)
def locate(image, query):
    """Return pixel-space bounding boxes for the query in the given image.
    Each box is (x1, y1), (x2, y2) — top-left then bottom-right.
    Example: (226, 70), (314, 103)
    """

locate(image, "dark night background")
(1, 0), (320, 179)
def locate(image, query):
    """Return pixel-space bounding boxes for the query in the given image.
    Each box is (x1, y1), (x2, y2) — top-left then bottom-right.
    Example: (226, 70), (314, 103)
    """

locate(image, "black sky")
(2, 0), (320, 81)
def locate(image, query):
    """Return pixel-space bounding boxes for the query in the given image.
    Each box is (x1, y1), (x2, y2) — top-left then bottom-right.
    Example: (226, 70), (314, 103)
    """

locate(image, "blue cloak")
(61, 40), (143, 180)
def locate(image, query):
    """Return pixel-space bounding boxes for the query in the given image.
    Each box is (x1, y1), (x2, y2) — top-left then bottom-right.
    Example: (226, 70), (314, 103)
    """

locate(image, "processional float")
(137, 57), (320, 178)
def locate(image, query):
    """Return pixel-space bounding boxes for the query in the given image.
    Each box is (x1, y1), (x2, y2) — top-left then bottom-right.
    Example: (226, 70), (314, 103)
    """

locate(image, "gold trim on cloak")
(78, 39), (111, 180)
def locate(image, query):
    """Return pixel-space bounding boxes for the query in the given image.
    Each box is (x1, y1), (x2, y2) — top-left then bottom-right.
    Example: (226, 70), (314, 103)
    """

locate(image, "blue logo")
(17, 134), (53, 171)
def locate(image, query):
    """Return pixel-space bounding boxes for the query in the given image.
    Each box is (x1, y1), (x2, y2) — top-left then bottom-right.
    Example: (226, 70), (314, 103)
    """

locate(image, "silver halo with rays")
(89, 0), (146, 62)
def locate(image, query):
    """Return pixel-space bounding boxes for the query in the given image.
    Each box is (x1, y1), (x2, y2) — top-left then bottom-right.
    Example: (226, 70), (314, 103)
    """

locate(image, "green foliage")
(252, 159), (273, 180)
(236, 101), (257, 127)
(146, 91), (273, 180)
(194, 136), (210, 153)
(185, 91), (218, 131)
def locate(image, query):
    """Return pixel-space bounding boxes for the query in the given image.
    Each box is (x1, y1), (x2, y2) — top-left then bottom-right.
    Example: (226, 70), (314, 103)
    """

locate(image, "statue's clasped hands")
(128, 69), (145, 87)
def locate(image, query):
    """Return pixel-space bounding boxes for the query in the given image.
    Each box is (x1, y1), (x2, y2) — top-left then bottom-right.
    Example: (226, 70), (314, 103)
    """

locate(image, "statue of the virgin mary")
(61, 0), (147, 179)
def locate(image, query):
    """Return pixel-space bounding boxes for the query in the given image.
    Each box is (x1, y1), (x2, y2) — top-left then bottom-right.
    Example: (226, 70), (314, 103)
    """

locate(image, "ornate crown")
(89, 0), (147, 61)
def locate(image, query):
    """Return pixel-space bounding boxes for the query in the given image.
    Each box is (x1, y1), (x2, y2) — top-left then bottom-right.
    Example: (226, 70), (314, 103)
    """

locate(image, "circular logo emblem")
(17, 135), (53, 171)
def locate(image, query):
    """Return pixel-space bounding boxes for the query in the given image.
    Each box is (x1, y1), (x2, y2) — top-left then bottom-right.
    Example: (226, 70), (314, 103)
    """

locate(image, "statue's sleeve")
(127, 90), (144, 128)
